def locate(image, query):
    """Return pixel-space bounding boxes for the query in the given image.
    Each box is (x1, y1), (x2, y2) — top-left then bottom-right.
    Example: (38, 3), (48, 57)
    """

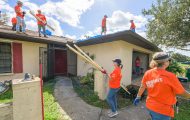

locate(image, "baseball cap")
(113, 59), (122, 65)
(153, 52), (171, 63)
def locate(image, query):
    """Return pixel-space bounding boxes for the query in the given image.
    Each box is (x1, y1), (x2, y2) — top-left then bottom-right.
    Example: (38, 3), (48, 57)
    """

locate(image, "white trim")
(0, 38), (13, 43)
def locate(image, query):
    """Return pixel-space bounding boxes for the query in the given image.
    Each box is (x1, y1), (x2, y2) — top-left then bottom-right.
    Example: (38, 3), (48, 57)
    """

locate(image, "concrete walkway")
(54, 77), (150, 120)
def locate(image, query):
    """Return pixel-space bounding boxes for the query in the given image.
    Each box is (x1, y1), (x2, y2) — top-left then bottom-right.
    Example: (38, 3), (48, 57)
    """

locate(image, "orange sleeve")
(168, 74), (185, 94)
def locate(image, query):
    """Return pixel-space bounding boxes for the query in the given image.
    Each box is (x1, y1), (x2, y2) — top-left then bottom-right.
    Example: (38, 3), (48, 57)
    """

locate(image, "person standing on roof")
(130, 20), (136, 32)
(11, 17), (17, 31)
(14, 1), (26, 34)
(101, 15), (107, 35)
(133, 52), (190, 120)
(106, 59), (123, 118)
(36, 10), (47, 37)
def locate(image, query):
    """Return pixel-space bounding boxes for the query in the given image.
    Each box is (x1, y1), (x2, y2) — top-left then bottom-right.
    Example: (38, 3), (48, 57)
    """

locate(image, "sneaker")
(107, 109), (112, 114)
(108, 111), (118, 118)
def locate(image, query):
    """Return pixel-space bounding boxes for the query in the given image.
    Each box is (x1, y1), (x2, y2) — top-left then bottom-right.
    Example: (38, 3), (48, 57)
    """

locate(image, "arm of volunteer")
(169, 74), (190, 99)
(179, 91), (190, 99)
(137, 83), (146, 97)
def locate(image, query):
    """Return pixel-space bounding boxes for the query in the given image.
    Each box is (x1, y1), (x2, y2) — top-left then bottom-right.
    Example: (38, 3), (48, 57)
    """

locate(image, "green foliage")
(80, 72), (94, 85)
(171, 53), (190, 62)
(143, 0), (190, 49)
(174, 98), (190, 120)
(0, 88), (13, 103)
(43, 80), (64, 120)
(167, 60), (185, 75)
(72, 76), (131, 109)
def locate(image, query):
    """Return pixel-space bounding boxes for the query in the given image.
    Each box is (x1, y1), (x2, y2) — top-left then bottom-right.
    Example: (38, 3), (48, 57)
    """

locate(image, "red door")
(54, 50), (67, 75)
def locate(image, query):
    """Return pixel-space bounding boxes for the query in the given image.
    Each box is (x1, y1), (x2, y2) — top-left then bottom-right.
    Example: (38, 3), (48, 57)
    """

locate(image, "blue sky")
(1, 0), (156, 38)
(1, 0), (189, 56)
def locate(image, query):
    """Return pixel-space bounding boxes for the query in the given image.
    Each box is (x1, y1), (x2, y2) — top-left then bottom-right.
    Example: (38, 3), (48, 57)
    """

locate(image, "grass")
(174, 98), (190, 120)
(0, 79), (64, 120)
(0, 88), (13, 103)
(72, 77), (132, 109)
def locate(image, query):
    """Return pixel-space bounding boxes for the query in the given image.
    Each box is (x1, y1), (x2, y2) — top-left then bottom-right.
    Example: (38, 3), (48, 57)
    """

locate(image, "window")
(0, 42), (12, 73)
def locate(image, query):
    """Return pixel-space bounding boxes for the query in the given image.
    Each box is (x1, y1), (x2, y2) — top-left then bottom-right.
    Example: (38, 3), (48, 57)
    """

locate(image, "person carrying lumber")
(130, 20), (136, 32)
(133, 52), (190, 120)
(106, 59), (123, 118)
(36, 10), (47, 37)
(101, 15), (107, 35)
(14, 1), (26, 34)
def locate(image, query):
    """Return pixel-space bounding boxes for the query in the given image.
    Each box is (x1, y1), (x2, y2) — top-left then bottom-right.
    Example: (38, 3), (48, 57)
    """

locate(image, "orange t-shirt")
(142, 68), (185, 117)
(130, 22), (136, 29)
(36, 14), (47, 25)
(15, 5), (23, 18)
(109, 67), (122, 88)
(11, 17), (17, 24)
(102, 17), (106, 27)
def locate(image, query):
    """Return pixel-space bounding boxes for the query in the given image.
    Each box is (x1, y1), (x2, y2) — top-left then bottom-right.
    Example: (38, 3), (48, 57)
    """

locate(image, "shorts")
(102, 26), (106, 32)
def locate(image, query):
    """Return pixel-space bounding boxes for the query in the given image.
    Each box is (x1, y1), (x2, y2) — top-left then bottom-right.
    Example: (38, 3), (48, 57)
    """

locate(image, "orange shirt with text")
(109, 67), (122, 88)
(142, 68), (185, 117)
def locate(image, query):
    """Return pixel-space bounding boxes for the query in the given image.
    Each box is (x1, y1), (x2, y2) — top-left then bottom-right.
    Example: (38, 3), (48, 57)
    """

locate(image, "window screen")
(0, 42), (12, 73)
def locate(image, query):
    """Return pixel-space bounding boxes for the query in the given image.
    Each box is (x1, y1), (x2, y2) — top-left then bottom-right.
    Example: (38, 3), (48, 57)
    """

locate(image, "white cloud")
(81, 10), (148, 39)
(65, 34), (77, 40)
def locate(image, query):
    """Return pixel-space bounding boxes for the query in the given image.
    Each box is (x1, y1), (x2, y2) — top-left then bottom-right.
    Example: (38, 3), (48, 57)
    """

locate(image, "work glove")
(101, 69), (107, 74)
(133, 96), (141, 106)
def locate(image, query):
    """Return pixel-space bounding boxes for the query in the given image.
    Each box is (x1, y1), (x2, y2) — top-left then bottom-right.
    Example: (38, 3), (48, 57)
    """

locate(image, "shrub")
(167, 60), (185, 75)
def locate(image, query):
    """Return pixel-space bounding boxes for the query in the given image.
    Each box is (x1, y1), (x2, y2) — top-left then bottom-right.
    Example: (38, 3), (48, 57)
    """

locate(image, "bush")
(167, 60), (185, 75)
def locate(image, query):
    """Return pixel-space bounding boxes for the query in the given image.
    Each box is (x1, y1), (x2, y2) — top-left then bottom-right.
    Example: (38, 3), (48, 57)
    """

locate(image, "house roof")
(0, 25), (73, 45)
(77, 30), (160, 52)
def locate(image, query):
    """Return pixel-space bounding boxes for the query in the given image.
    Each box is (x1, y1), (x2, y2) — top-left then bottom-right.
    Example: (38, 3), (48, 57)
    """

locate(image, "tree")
(143, 0), (190, 50)
(171, 53), (190, 62)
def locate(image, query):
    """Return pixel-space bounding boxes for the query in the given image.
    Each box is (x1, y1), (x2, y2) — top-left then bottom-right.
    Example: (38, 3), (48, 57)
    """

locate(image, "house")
(0, 25), (77, 81)
(77, 30), (160, 86)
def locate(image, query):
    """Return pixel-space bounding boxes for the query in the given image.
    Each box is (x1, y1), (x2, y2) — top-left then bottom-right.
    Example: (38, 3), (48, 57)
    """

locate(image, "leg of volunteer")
(42, 25), (47, 37)
(38, 25), (42, 37)
(16, 16), (22, 32)
(106, 89), (117, 113)
(21, 19), (26, 33)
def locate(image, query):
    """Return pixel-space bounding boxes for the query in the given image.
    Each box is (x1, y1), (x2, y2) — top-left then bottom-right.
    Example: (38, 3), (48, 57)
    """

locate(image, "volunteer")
(130, 20), (136, 32)
(36, 10), (47, 37)
(134, 52), (190, 120)
(106, 59), (123, 118)
(101, 15), (107, 35)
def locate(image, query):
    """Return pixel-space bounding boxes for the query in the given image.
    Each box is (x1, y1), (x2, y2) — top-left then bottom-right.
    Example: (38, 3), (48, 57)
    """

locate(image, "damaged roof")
(77, 30), (160, 52)
(0, 25), (73, 45)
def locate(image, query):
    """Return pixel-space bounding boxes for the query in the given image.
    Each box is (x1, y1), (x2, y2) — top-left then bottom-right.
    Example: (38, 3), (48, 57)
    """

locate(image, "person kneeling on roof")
(36, 10), (47, 37)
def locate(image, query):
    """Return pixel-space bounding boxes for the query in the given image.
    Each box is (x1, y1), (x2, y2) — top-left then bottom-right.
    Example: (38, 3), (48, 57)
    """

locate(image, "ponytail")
(120, 64), (123, 69)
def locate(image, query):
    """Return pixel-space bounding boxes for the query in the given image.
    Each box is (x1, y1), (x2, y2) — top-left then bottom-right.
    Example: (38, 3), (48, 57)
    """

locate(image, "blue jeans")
(148, 109), (171, 120)
(106, 88), (120, 112)
(16, 16), (26, 32)
(131, 28), (135, 32)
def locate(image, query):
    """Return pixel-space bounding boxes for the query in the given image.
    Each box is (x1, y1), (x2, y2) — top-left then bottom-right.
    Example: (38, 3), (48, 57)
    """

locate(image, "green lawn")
(72, 77), (132, 109)
(0, 79), (64, 120)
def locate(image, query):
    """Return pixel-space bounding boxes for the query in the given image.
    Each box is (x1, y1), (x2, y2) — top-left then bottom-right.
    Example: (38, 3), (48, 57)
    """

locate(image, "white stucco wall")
(0, 39), (47, 81)
(77, 40), (154, 86)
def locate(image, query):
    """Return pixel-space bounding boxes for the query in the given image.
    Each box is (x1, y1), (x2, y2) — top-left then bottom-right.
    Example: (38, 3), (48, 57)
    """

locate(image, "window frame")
(0, 41), (13, 75)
